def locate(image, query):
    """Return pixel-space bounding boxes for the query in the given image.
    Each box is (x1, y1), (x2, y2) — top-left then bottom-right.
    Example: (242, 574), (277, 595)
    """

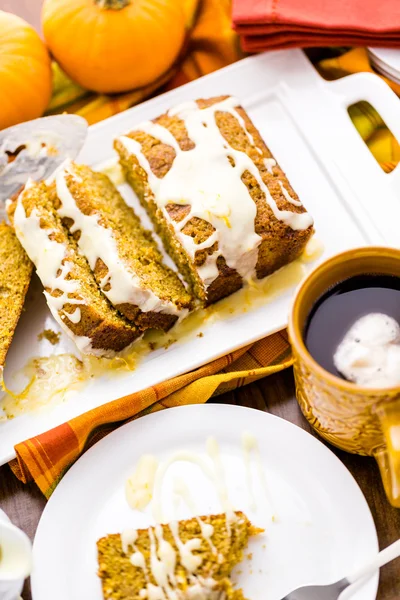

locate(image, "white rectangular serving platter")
(2, 48), (400, 465)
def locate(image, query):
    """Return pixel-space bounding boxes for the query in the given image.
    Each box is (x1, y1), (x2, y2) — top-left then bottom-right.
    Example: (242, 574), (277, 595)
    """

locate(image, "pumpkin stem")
(94, 0), (130, 9)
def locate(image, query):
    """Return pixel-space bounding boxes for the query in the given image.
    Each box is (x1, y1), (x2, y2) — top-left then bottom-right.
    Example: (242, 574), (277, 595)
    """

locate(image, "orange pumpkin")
(42, 0), (187, 94)
(0, 11), (52, 130)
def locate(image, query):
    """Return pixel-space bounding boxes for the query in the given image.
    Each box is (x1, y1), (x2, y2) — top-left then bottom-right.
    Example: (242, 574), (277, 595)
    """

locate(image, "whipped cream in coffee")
(305, 273), (400, 384)
(334, 313), (400, 388)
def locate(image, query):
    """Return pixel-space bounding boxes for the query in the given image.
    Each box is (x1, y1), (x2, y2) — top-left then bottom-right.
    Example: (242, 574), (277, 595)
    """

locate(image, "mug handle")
(374, 398), (400, 507)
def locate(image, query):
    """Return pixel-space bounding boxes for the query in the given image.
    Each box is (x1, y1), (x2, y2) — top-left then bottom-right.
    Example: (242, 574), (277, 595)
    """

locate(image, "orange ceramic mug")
(288, 246), (400, 507)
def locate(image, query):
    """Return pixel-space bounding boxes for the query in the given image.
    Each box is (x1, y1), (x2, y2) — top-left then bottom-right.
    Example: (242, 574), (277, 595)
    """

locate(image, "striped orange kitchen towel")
(11, 332), (292, 498)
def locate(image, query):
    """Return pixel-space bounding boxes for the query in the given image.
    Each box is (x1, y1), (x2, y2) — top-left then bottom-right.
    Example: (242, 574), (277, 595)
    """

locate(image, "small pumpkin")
(0, 11), (52, 130)
(42, 0), (187, 94)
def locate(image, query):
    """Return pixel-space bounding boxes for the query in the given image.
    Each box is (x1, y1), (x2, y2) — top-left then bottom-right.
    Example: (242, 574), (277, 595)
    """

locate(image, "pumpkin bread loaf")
(0, 222), (33, 370)
(8, 181), (140, 356)
(53, 161), (191, 331)
(115, 95), (314, 306)
(97, 511), (262, 600)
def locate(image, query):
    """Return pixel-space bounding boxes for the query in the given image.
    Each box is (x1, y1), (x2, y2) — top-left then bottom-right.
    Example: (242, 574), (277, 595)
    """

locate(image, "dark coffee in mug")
(304, 274), (400, 386)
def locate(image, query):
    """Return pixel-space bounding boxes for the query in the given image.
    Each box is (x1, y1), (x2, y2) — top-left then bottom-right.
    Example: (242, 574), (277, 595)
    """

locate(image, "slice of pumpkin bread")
(8, 180), (140, 356)
(0, 222), (33, 369)
(115, 95), (314, 306)
(53, 161), (191, 331)
(97, 511), (262, 599)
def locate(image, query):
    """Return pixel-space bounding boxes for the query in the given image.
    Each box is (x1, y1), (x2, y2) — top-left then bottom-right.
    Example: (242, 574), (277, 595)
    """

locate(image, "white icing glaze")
(14, 194), (78, 312)
(123, 522), (222, 600)
(148, 525), (187, 600)
(185, 579), (223, 600)
(95, 156), (126, 186)
(151, 442), (235, 543)
(169, 521), (202, 573)
(172, 477), (197, 513)
(147, 583), (167, 600)
(119, 96), (313, 289)
(122, 435), (272, 599)
(264, 158), (276, 174)
(44, 159), (73, 186)
(241, 432), (257, 512)
(66, 332), (114, 357)
(172, 478), (217, 556)
(278, 181), (302, 207)
(136, 121), (181, 151)
(198, 522), (214, 550)
(14, 182), (126, 357)
(155, 525), (177, 586)
(125, 454), (159, 511)
(63, 307), (81, 324)
(122, 528), (151, 590)
(148, 527), (171, 592)
(13, 186), (90, 349)
(55, 162), (184, 318)
(302, 236), (324, 263)
(121, 529), (138, 554)
(130, 551), (148, 570)
(206, 437), (235, 536)
(241, 431), (276, 521)
(152, 451), (218, 524)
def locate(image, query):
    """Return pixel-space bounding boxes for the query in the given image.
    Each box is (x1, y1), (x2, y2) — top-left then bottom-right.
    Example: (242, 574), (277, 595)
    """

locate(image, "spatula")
(0, 114), (88, 205)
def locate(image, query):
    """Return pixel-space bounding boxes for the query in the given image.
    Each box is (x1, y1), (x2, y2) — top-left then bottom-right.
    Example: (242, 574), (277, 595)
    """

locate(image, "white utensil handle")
(347, 538), (400, 584)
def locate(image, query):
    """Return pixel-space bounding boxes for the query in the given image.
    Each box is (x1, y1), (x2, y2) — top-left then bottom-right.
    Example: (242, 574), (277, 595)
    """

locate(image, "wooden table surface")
(1, 1), (400, 599)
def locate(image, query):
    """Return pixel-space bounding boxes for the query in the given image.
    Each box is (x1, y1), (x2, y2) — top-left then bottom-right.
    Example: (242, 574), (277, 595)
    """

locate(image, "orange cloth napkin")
(11, 333), (292, 498)
(232, 0), (400, 52)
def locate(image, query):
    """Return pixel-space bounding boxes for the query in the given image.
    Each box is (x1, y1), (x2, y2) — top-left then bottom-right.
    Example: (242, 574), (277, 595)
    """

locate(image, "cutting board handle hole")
(348, 101), (400, 174)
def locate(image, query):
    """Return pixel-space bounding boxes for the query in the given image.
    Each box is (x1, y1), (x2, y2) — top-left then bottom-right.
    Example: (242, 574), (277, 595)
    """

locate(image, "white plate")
(368, 48), (400, 83)
(31, 404), (379, 600)
(2, 49), (400, 464)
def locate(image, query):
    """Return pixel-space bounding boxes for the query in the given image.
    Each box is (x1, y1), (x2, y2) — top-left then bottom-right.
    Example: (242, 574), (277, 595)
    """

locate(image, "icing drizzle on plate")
(121, 433), (269, 600)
